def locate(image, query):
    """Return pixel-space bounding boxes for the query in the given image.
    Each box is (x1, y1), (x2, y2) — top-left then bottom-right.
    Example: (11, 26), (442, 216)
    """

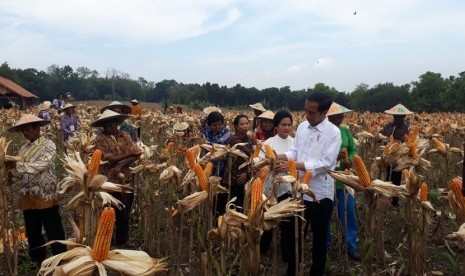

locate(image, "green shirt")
(336, 126), (358, 189)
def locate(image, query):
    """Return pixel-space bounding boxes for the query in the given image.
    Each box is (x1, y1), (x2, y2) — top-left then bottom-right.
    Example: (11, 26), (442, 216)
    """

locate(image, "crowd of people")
(4, 92), (413, 275)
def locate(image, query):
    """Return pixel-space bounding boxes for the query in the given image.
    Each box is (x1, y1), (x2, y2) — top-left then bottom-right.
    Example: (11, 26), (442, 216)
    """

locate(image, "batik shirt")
(94, 130), (138, 183)
(16, 137), (59, 210)
(202, 127), (231, 177)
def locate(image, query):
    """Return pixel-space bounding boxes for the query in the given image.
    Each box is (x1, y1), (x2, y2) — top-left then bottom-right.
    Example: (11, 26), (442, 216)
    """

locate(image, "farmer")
(201, 111), (231, 177)
(101, 101), (137, 142)
(60, 103), (79, 141)
(8, 114), (67, 267)
(130, 99), (142, 138)
(249, 102), (267, 132)
(327, 102), (361, 261)
(275, 92), (341, 276)
(92, 109), (142, 247)
(37, 101), (52, 120)
(381, 103), (412, 206)
(52, 93), (65, 110)
(254, 110), (276, 142)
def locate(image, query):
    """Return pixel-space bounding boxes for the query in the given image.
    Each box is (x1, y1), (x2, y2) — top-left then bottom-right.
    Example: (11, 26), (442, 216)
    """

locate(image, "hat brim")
(9, 120), (51, 132)
(385, 110), (413, 115)
(100, 105), (132, 115)
(328, 110), (353, 116)
(91, 114), (129, 127)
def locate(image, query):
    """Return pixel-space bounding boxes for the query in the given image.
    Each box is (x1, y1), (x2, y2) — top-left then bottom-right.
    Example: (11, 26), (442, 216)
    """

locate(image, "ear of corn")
(204, 162), (213, 177)
(450, 177), (465, 213)
(302, 170), (312, 185)
(265, 144), (276, 160)
(92, 207), (115, 262)
(258, 166), (270, 183)
(252, 142), (262, 158)
(288, 160), (298, 179)
(353, 154), (371, 187)
(420, 182), (428, 201)
(191, 145), (201, 157)
(194, 163), (209, 191)
(250, 178), (263, 218)
(185, 148), (196, 169)
(88, 149), (102, 177)
(432, 138), (447, 154)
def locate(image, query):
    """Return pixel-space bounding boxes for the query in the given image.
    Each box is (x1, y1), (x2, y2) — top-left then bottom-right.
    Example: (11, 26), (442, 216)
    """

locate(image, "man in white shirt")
(276, 92), (341, 276)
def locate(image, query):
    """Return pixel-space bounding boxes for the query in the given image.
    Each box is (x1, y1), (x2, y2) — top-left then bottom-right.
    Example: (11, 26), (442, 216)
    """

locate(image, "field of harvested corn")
(1, 101), (465, 275)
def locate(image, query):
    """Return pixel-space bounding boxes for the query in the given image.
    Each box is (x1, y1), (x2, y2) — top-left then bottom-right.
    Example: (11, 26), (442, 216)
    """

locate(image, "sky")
(1, 0), (465, 92)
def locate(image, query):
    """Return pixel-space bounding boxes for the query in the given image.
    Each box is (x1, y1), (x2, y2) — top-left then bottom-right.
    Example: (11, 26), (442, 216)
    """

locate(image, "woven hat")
(258, 110), (275, 120)
(130, 99), (139, 104)
(173, 122), (190, 131)
(385, 104), (413, 115)
(9, 114), (50, 132)
(249, 103), (267, 112)
(327, 102), (353, 116)
(38, 101), (52, 111)
(91, 109), (129, 127)
(62, 103), (76, 111)
(203, 106), (222, 115)
(100, 101), (132, 114)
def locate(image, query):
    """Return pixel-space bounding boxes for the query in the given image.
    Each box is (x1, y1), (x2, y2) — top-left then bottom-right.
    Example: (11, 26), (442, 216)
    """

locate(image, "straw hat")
(385, 104), (413, 115)
(130, 99), (139, 104)
(173, 122), (190, 131)
(91, 109), (129, 127)
(327, 102), (353, 116)
(249, 103), (267, 112)
(203, 106), (222, 115)
(258, 110), (275, 120)
(9, 114), (50, 132)
(62, 103), (76, 111)
(38, 101), (52, 111)
(100, 101), (132, 114)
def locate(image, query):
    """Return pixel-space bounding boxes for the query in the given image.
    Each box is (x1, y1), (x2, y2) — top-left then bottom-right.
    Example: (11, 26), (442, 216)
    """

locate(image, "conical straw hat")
(9, 114), (50, 132)
(249, 103), (267, 112)
(91, 109), (129, 127)
(62, 103), (76, 110)
(385, 104), (413, 115)
(100, 101), (131, 114)
(173, 122), (190, 131)
(258, 110), (275, 120)
(327, 102), (353, 116)
(203, 106), (222, 115)
(38, 101), (52, 111)
(130, 99), (139, 104)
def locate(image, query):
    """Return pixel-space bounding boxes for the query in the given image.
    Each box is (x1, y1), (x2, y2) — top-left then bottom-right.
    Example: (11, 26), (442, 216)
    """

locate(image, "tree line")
(1, 62), (464, 112)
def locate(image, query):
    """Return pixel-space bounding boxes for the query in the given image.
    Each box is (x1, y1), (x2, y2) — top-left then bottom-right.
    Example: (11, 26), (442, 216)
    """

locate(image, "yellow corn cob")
(204, 162), (213, 176)
(194, 163), (209, 191)
(88, 149), (102, 177)
(265, 144), (275, 160)
(217, 215), (223, 227)
(450, 177), (465, 213)
(420, 182), (428, 202)
(288, 160), (298, 179)
(258, 166), (270, 183)
(432, 138), (447, 155)
(191, 145), (201, 157)
(252, 142), (262, 158)
(250, 178), (263, 217)
(302, 170), (312, 185)
(353, 154), (371, 187)
(185, 148), (196, 169)
(92, 207), (115, 262)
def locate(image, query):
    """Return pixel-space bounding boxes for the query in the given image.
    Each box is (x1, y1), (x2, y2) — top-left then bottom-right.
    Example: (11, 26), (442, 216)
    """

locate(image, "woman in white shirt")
(259, 110), (295, 260)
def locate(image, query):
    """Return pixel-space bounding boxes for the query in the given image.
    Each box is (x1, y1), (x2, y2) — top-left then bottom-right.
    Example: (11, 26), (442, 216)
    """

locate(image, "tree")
(410, 72), (447, 112)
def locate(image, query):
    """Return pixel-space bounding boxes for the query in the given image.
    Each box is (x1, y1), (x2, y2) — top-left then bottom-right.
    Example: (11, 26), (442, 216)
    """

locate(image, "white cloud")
(313, 58), (335, 70)
(286, 63), (306, 74)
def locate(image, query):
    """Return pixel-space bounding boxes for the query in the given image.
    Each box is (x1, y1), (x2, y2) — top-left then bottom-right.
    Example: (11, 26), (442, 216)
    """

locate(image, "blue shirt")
(202, 127), (231, 177)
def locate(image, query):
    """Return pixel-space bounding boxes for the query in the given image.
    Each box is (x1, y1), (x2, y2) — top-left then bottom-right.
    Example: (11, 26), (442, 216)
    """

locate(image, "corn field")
(1, 102), (465, 275)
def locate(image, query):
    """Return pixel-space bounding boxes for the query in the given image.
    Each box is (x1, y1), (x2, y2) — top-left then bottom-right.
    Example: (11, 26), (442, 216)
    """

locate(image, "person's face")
(21, 124), (41, 142)
(393, 115), (406, 125)
(304, 100), (327, 126)
(276, 117), (292, 139)
(103, 121), (119, 135)
(210, 121), (223, 134)
(253, 109), (262, 116)
(236, 117), (249, 134)
(65, 107), (74, 115)
(111, 107), (123, 114)
(260, 119), (274, 132)
(328, 113), (344, 127)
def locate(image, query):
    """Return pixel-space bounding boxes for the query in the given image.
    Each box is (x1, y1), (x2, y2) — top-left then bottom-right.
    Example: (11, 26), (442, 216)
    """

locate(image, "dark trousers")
(287, 198), (334, 276)
(389, 167), (402, 206)
(23, 205), (66, 264)
(110, 192), (134, 246)
(260, 193), (292, 255)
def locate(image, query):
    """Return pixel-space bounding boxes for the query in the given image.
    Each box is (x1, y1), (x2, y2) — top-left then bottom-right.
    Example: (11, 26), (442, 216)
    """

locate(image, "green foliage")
(441, 252), (460, 273)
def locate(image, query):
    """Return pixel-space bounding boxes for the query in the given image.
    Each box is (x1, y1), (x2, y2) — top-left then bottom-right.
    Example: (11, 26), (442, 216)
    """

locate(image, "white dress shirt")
(285, 117), (341, 201)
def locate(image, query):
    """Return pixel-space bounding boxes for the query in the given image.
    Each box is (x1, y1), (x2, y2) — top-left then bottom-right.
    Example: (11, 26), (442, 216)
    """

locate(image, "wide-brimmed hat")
(385, 104), (413, 115)
(8, 114), (51, 132)
(249, 103), (267, 112)
(203, 106), (222, 115)
(100, 101), (132, 114)
(38, 101), (52, 111)
(91, 109), (129, 127)
(327, 102), (353, 116)
(173, 122), (190, 131)
(258, 110), (275, 120)
(130, 99), (139, 104)
(62, 103), (75, 111)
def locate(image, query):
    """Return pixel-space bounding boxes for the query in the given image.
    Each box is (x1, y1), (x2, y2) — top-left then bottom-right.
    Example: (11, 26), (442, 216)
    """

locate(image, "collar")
(307, 117), (328, 131)
(28, 136), (44, 147)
